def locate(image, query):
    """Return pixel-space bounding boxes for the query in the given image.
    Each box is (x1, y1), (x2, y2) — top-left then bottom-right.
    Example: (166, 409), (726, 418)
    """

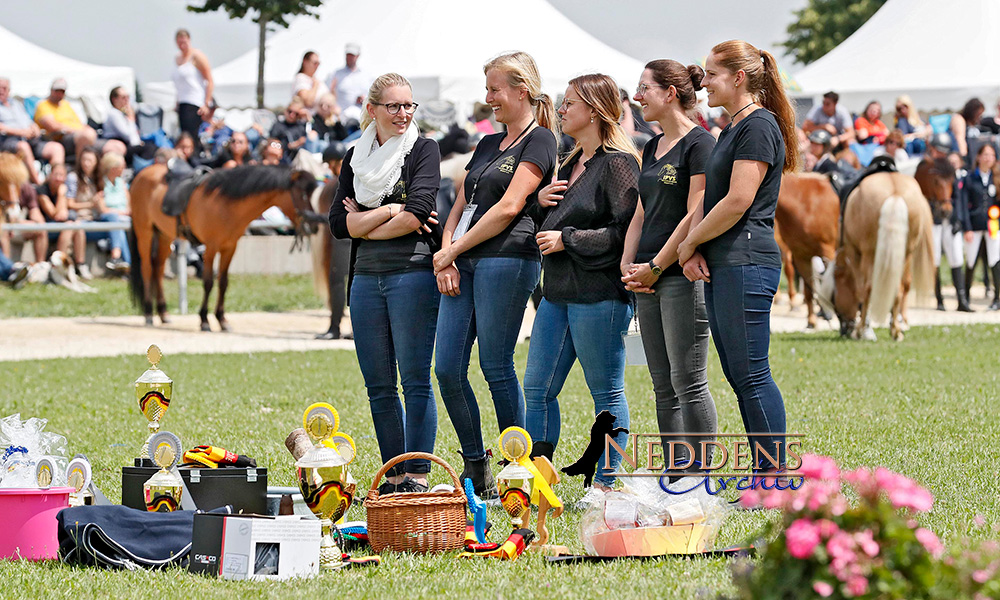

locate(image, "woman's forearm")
(685, 195), (747, 247)
(621, 204), (643, 267)
(440, 195), (467, 251)
(448, 201), (518, 256)
(346, 205), (394, 238)
(653, 212), (694, 267)
(365, 212), (422, 240)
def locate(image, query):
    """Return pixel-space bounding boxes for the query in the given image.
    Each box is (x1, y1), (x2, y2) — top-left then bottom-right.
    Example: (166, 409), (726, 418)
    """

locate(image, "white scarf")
(351, 121), (418, 208)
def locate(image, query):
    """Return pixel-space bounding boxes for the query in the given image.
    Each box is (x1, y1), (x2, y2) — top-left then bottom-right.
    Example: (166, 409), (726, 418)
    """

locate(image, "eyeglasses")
(559, 98), (585, 111)
(634, 83), (664, 97)
(268, 141), (282, 149)
(373, 102), (419, 115)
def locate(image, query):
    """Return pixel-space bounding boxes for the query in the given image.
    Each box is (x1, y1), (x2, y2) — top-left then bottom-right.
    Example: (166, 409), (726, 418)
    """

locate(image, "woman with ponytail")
(677, 40), (797, 478)
(522, 73), (639, 489)
(620, 60), (718, 478)
(432, 51), (558, 498)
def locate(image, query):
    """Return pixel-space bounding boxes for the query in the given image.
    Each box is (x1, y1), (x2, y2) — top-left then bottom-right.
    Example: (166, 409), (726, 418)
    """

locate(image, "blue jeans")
(524, 298), (632, 486)
(435, 256), (540, 460)
(350, 270), (440, 476)
(0, 247), (13, 280)
(85, 213), (130, 264)
(704, 265), (787, 469)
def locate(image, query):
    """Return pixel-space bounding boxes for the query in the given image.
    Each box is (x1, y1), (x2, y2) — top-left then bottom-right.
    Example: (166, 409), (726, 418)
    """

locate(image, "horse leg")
(792, 256), (815, 329)
(856, 255), (877, 341)
(214, 246), (237, 332)
(780, 250), (796, 306)
(134, 228), (156, 325)
(199, 247), (217, 332)
(152, 234), (173, 324)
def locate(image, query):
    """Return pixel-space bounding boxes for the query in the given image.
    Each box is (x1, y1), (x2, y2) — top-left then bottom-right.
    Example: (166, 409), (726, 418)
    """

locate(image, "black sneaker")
(395, 477), (429, 493)
(7, 265), (29, 290)
(377, 481), (397, 496)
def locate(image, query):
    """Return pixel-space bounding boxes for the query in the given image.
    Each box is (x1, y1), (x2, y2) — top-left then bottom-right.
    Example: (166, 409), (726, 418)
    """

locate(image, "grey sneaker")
(7, 265), (29, 289)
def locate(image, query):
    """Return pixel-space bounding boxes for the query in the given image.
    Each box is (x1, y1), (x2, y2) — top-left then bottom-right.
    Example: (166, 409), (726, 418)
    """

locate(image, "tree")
(187, 0), (323, 108)
(781, 0), (887, 65)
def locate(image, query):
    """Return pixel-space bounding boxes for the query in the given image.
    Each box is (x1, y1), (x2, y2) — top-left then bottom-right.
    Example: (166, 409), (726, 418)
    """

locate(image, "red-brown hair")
(710, 40), (798, 172)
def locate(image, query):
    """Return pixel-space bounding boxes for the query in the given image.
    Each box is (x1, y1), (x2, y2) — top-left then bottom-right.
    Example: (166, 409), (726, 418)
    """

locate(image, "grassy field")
(0, 323), (998, 599)
(0, 273), (324, 319)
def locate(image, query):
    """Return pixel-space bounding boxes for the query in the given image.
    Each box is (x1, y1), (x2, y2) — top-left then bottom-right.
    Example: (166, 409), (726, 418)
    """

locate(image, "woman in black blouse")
(432, 51), (558, 498)
(620, 60), (718, 477)
(328, 72), (442, 494)
(677, 40), (799, 476)
(523, 73), (639, 489)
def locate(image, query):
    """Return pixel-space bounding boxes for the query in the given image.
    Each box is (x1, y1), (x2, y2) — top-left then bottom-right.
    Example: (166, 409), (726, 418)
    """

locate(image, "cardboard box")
(589, 524), (709, 557)
(189, 513), (320, 580)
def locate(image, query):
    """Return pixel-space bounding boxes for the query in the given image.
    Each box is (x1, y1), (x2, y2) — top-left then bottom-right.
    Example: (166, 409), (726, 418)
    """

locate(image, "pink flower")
(786, 518), (821, 559)
(973, 514), (986, 527)
(846, 575), (869, 597)
(854, 529), (880, 558)
(817, 519), (839, 539)
(973, 570), (990, 583)
(915, 527), (944, 557)
(739, 488), (761, 508)
(889, 485), (934, 512)
(812, 581), (834, 597)
(800, 454), (840, 481)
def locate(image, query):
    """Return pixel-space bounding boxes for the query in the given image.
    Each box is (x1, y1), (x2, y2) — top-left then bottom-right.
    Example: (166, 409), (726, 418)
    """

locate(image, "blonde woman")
(894, 94), (928, 154)
(523, 73), (639, 489)
(328, 73), (443, 494)
(432, 51), (558, 498)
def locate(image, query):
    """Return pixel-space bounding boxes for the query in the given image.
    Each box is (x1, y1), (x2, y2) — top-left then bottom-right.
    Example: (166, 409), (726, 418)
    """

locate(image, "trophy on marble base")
(143, 431), (183, 512)
(295, 402), (356, 570)
(135, 345), (173, 462)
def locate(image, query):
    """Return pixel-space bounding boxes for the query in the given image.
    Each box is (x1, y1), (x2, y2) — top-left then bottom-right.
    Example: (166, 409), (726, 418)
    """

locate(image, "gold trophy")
(143, 432), (184, 512)
(67, 456), (94, 507)
(135, 345), (173, 461)
(496, 427), (534, 529)
(295, 403), (357, 570)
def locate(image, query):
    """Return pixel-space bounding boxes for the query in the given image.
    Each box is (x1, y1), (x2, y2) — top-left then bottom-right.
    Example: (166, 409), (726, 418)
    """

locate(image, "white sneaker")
(76, 264), (93, 280)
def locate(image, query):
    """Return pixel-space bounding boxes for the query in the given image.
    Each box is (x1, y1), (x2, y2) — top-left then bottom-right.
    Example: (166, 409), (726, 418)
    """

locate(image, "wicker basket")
(364, 452), (468, 554)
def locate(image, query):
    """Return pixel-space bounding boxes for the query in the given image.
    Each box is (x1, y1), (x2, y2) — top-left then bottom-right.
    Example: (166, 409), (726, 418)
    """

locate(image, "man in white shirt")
(326, 43), (371, 125)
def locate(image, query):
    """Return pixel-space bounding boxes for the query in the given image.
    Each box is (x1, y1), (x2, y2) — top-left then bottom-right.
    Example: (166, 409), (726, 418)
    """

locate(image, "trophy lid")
(296, 444), (350, 468)
(135, 345), (171, 385)
(496, 462), (533, 481)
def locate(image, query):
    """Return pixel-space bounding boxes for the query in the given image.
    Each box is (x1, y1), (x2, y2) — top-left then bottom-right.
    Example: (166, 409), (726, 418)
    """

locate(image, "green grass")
(0, 273), (325, 318)
(1, 324), (998, 598)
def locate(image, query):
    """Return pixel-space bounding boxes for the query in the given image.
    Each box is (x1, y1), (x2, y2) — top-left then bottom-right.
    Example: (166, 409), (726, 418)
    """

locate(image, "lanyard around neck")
(468, 119), (536, 203)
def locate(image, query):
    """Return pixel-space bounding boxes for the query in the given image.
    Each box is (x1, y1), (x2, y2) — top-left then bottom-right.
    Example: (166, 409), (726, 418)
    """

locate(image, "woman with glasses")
(432, 51), (558, 498)
(329, 72), (443, 494)
(677, 40), (799, 476)
(620, 60), (718, 479)
(894, 95), (928, 155)
(522, 74), (639, 490)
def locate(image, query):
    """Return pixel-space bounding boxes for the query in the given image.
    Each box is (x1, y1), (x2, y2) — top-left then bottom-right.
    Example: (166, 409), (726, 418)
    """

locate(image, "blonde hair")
(98, 152), (125, 185)
(483, 51), (558, 137)
(711, 40), (799, 173)
(360, 72), (411, 131)
(895, 94), (924, 128)
(0, 152), (28, 190)
(560, 74), (641, 170)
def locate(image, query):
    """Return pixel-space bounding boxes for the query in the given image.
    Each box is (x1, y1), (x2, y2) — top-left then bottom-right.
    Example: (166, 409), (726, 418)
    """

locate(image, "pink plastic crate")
(0, 487), (72, 560)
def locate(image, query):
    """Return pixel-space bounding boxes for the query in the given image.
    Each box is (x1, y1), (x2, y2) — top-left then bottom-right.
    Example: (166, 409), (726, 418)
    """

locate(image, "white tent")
(146, 0), (646, 109)
(794, 0), (1000, 112)
(0, 24), (134, 104)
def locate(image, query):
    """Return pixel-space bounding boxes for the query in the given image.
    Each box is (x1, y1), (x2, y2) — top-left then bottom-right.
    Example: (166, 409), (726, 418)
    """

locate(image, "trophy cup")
(295, 402), (356, 570)
(135, 345), (173, 462)
(35, 457), (55, 489)
(143, 432), (184, 512)
(67, 456), (94, 507)
(496, 427), (534, 529)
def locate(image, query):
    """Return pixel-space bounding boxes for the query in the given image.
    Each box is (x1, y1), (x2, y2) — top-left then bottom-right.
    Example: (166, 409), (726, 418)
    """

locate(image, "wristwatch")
(649, 261), (662, 277)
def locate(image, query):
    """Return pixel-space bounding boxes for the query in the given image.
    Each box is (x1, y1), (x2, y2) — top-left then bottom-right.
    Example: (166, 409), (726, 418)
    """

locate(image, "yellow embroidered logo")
(658, 164), (677, 186)
(392, 179), (407, 201)
(497, 155), (516, 175)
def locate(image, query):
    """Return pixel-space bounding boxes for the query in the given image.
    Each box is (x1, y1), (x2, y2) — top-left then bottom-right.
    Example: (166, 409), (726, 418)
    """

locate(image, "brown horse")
(130, 164), (319, 331)
(774, 172), (840, 328)
(816, 172), (934, 341)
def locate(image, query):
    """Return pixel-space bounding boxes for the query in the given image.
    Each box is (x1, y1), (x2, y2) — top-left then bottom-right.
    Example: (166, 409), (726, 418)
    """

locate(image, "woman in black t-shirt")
(523, 73), (639, 490)
(620, 60), (718, 477)
(676, 40), (799, 475)
(328, 73), (442, 495)
(432, 51), (558, 499)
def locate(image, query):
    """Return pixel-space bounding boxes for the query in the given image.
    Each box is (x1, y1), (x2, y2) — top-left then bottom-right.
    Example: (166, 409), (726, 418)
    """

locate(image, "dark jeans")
(84, 213), (130, 264)
(636, 277), (717, 470)
(350, 269), (440, 476)
(177, 103), (202, 149)
(0, 247), (13, 280)
(328, 238), (351, 332)
(704, 265), (787, 469)
(524, 298), (632, 486)
(435, 256), (540, 460)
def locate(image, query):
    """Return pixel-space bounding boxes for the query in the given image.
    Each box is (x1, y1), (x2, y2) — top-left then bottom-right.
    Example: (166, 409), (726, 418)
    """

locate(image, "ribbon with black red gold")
(460, 529), (535, 560)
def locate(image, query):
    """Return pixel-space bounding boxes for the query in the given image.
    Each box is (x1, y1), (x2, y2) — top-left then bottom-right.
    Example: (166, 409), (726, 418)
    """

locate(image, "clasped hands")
(621, 239), (711, 294)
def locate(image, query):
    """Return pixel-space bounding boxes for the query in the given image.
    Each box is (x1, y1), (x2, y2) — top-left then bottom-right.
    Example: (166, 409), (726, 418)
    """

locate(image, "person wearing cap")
(802, 91), (855, 150)
(316, 141), (352, 339)
(33, 78), (102, 164)
(327, 43), (372, 120)
(0, 77), (65, 185)
(807, 129), (838, 175)
(917, 132), (972, 312)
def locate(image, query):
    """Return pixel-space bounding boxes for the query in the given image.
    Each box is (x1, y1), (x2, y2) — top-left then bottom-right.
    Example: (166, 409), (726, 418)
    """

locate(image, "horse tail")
(868, 195), (909, 325)
(309, 186), (330, 306)
(128, 224), (144, 309)
(909, 197), (936, 303)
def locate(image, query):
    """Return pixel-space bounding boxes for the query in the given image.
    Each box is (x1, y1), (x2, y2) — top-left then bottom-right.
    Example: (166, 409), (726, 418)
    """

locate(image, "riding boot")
(529, 441), (555, 462)
(965, 266), (975, 301)
(952, 267), (974, 312)
(935, 270), (945, 311)
(991, 263), (1000, 311)
(458, 451), (498, 500)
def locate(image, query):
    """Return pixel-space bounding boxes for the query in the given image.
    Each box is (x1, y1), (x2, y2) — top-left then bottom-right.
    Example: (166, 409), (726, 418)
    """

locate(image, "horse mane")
(202, 165), (297, 200)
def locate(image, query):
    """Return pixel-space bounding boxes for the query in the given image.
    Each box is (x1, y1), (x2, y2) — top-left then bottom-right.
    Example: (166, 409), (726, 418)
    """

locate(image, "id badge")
(452, 203), (477, 242)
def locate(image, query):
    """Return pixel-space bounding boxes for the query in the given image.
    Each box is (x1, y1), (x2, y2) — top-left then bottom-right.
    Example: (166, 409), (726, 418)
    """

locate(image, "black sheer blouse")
(529, 148), (639, 304)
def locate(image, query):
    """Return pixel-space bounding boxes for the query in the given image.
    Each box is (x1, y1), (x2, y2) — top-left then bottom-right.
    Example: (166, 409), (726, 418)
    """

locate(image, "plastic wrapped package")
(579, 470), (729, 556)
(0, 414), (69, 488)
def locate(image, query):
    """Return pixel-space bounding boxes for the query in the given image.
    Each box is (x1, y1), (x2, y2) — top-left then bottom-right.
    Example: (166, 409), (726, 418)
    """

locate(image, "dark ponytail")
(645, 59), (703, 110)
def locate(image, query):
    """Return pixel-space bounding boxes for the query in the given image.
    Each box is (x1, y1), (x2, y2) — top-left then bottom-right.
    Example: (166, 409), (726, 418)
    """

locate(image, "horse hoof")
(219, 321), (232, 333)
(862, 327), (877, 342)
(144, 316), (154, 327)
(159, 313), (171, 325)
(200, 322), (212, 332)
